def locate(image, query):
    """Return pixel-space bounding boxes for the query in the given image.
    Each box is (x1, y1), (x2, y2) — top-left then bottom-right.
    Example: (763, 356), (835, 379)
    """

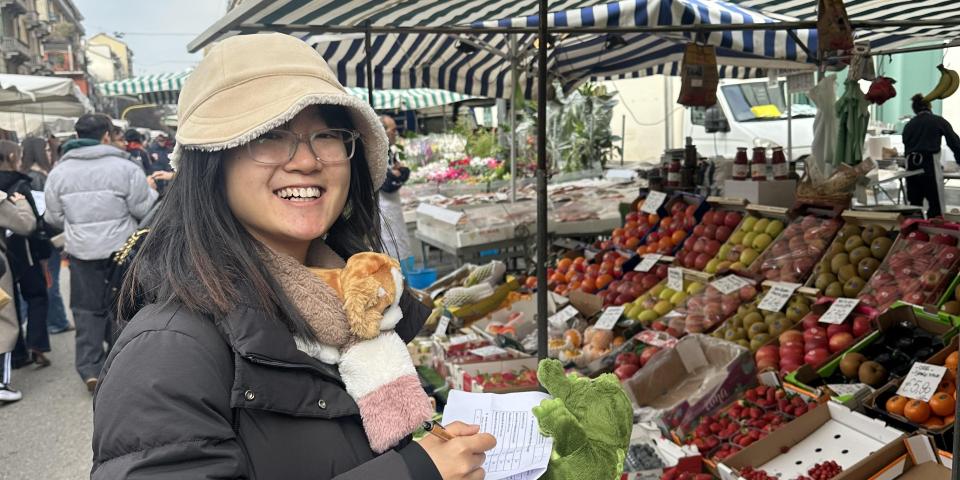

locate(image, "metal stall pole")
(510, 34), (518, 203)
(536, 0), (549, 361)
(787, 83), (793, 161)
(364, 22), (374, 106)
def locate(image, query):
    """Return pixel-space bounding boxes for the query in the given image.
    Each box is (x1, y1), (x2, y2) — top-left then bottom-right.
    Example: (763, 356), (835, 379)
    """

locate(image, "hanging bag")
(677, 43), (719, 108)
(817, 0), (854, 62)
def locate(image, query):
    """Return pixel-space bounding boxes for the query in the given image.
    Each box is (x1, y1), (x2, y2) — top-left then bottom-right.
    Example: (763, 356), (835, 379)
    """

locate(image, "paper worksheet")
(442, 390), (554, 480)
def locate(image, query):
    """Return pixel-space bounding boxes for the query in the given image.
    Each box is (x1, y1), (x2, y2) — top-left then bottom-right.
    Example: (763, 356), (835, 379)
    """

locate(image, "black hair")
(119, 105), (384, 333)
(75, 113), (113, 140)
(911, 94), (931, 114)
(124, 129), (143, 143)
(20, 136), (49, 173)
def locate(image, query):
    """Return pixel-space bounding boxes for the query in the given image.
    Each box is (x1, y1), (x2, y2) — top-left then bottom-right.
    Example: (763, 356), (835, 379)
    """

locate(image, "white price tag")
(897, 362), (948, 402)
(548, 305), (579, 326)
(595, 306), (625, 330)
(758, 282), (802, 312)
(819, 298), (860, 325)
(667, 267), (684, 292)
(469, 345), (509, 358)
(710, 275), (751, 295)
(641, 191), (667, 214)
(827, 383), (871, 398)
(634, 254), (662, 272)
(449, 333), (480, 346)
(435, 315), (451, 336)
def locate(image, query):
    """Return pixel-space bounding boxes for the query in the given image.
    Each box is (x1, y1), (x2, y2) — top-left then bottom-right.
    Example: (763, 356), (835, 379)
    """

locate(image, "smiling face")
(224, 105), (352, 260)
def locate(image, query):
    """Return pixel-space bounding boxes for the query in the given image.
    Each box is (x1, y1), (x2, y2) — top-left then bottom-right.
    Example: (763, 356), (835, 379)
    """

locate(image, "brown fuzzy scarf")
(259, 241), (352, 363)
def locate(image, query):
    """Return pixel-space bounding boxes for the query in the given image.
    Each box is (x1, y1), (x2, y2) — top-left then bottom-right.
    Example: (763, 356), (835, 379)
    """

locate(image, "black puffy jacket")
(91, 292), (441, 479)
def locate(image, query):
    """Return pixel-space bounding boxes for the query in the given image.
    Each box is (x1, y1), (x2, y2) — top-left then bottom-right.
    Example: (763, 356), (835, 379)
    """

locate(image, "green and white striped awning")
(97, 70), (192, 97)
(344, 87), (476, 110)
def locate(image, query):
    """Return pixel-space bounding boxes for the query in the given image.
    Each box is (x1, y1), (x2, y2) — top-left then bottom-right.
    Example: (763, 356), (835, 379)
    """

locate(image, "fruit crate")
(672, 196), (749, 273)
(862, 335), (958, 452)
(660, 276), (761, 339)
(857, 218), (960, 313)
(710, 204), (791, 278)
(633, 192), (711, 258)
(710, 286), (817, 354)
(786, 302), (956, 396)
(804, 210), (902, 297)
(628, 273), (711, 335)
(745, 209), (842, 285)
(935, 272), (960, 326)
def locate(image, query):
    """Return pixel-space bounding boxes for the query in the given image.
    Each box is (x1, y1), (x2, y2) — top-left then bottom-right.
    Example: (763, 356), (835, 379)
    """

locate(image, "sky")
(74, 0), (227, 76)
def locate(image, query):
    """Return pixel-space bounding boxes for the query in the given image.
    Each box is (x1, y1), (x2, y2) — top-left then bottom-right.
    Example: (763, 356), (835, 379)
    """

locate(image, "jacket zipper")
(243, 353), (344, 386)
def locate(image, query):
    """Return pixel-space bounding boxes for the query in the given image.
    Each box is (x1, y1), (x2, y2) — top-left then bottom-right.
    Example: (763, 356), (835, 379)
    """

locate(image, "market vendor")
(903, 94), (960, 218)
(379, 115), (413, 262)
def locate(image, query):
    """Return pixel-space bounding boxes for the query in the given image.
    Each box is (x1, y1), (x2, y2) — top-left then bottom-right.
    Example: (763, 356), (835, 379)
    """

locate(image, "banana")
(924, 64), (952, 103)
(942, 68), (960, 99)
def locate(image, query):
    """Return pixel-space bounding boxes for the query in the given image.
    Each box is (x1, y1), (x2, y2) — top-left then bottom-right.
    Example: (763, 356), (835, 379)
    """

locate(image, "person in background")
(147, 133), (174, 173)
(0, 142), (40, 402)
(20, 137), (71, 335)
(125, 129), (152, 174)
(44, 113), (158, 392)
(0, 141), (52, 369)
(378, 115), (412, 263)
(903, 94), (960, 218)
(46, 135), (61, 167)
(109, 126), (126, 151)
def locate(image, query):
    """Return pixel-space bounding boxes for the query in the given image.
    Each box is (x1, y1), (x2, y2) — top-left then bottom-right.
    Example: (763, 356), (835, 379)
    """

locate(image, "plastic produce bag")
(807, 76), (837, 182)
(748, 216), (842, 283)
(857, 236), (960, 311)
(663, 282), (759, 336)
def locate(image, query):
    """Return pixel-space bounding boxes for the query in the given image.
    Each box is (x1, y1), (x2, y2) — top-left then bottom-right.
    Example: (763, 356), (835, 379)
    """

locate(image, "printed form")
(442, 390), (554, 480)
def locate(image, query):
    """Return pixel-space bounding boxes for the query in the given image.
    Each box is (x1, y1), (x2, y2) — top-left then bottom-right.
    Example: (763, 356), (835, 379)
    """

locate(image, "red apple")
(906, 230), (930, 242)
(739, 285), (757, 302)
(922, 271), (943, 289)
(615, 352), (641, 367)
(694, 253), (712, 270)
(828, 332), (855, 353)
(715, 225), (732, 242)
(826, 323), (852, 337)
(755, 345), (779, 364)
(779, 330), (803, 345)
(639, 347), (661, 367)
(724, 212), (742, 229)
(693, 225), (706, 237)
(852, 315), (872, 337)
(804, 348), (831, 367)
(904, 291), (925, 305)
(614, 363), (640, 381)
(804, 327), (827, 343)
(932, 234), (957, 246)
(801, 313), (820, 330)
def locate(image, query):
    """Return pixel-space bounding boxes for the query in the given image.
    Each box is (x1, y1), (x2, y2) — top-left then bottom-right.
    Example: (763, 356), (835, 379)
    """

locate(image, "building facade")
(86, 32), (132, 81)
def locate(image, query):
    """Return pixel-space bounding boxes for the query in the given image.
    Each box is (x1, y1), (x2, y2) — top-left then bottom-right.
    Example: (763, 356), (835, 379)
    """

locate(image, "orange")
(625, 221), (639, 231)
(625, 237), (641, 249)
(647, 214), (659, 226)
(904, 400), (932, 424)
(885, 395), (908, 416)
(944, 415), (955, 425)
(569, 280), (582, 291)
(672, 230), (687, 244)
(557, 258), (573, 271)
(938, 378), (956, 396)
(658, 237), (673, 252)
(660, 217), (673, 229)
(596, 274), (614, 290)
(549, 273), (565, 285)
(612, 228), (625, 238)
(946, 351), (959, 373)
(930, 392), (956, 417)
(922, 416), (944, 429)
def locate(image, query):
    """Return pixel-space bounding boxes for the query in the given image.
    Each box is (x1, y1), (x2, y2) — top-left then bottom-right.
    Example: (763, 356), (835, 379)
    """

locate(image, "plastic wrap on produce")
(749, 215), (841, 283)
(858, 236), (960, 311)
(662, 282), (759, 336)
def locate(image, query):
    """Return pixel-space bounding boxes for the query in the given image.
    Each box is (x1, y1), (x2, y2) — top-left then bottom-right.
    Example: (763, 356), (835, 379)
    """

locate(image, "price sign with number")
(897, 362), (948, 402)
(449, 333), (480, 345)
(758, 283), (802, 312)
(827, 383), (870, 398)
(634, 254), (662, 272)
(595, 306), (625, 330)
(819, 298), (860, 325)
(469, 345), (509, 358)
(641, 191), (667, 214)
(434, 315), (451, 337)
(549, 305), (579, 327)
(667, 267), (684, 291)
(711, 275), (751, 295)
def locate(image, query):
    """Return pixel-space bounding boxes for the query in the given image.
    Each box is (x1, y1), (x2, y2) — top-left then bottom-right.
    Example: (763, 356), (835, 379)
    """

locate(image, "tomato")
(930, 392), (955, 417)
(904, 400), (932, 424)
(946, 351), (959, 373)
(885, 395), (908, 416)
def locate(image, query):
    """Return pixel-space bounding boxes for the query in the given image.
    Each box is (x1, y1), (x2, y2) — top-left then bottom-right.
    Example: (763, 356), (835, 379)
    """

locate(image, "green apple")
(653, 300), (674, 316)
(729, 231), (746, 245)
(686, 282), (705, 295)
(740, 216), (758, 232)
(638, 310), (659, 323)
(742, 232), (758, 247)
(752, 233), (773, 250)
(659, 288), (676, 301)
(670, 291), (688, 306)
(740, 248), (760, 265)
(705, 259), (721, 274)
(765, 220), (785, 237)
(718, 244), (733, 261)
(753, 218), (770, 234)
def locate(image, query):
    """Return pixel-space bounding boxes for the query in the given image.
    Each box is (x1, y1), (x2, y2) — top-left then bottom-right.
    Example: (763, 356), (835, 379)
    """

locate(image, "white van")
(683, 78), (816, 160)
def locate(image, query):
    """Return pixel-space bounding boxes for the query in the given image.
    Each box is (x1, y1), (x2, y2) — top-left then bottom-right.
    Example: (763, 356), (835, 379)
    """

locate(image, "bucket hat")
(173, 33), (387, 188)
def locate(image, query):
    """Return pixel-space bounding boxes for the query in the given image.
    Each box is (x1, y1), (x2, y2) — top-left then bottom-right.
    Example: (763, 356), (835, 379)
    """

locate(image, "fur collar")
(259, 241), (351, 356)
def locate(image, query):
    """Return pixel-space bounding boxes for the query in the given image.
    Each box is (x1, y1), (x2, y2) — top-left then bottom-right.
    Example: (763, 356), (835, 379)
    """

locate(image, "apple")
(639, 347), (661, 367)
(739, 285), (757, 302)
(755, 345), (779, 364)
(615, 352), (641, 367)
(828, 332), (855, 353)
(826, 323), (852, 337)
(779, 330), (803, 345)
(904, 291), (925, 305)
(932, 234), (957, 246)
(614, 363), (640, 381)
(724, 211), (742, 229)
(803, 327), (828, 344)
(906, 230), (930, 242)
(922, 271), (943, 289)
(804, 348), (831, 367)
(801, 313), (820, 330)
(694, 253), (712, 270)
(852, 315), (872, 338)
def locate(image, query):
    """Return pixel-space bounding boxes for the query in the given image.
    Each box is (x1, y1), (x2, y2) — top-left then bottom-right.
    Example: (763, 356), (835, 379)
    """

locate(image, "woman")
(21, 137), (71, 335)
(0, 181), (37, 403)
(0, 141), (51, 367)
(92, 33), (495, 480)
(903, 94), (960, 218)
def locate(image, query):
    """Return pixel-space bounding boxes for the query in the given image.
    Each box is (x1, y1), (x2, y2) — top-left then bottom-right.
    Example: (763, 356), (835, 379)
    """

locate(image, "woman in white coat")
(0, 141), (39, 402)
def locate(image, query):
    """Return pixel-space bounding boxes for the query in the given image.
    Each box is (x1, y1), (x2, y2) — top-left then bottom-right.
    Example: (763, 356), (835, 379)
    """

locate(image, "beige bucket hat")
(173, 33), (387, 188)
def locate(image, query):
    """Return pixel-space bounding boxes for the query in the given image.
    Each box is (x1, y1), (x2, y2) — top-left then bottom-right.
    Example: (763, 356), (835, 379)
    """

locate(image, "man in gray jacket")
(44, 113), (158, 392)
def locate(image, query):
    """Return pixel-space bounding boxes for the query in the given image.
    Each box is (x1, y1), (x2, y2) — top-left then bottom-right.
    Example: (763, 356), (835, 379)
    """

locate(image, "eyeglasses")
(246, 128), (359, 165)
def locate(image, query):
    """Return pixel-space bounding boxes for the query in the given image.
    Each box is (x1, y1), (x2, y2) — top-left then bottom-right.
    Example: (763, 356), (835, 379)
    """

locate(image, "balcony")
(24, 11), (40, 29)
(0, 36), (31, 62)
(34, 21), (51, 38)
(0, 0), (27, 16)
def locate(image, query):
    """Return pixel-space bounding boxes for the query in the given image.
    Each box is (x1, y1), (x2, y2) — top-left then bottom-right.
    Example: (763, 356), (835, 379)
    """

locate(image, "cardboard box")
(624, 334), (755, 437)
(717, 402), (905, 480)
(723, 179), (797, 209)
(469, 294), (550, 342)
(446, 349), (537, 390)
(869, 435), (952, 480)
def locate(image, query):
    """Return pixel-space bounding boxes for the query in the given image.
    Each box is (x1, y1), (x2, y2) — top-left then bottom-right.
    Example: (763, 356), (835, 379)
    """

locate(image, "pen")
(422, 420), (455, 441)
